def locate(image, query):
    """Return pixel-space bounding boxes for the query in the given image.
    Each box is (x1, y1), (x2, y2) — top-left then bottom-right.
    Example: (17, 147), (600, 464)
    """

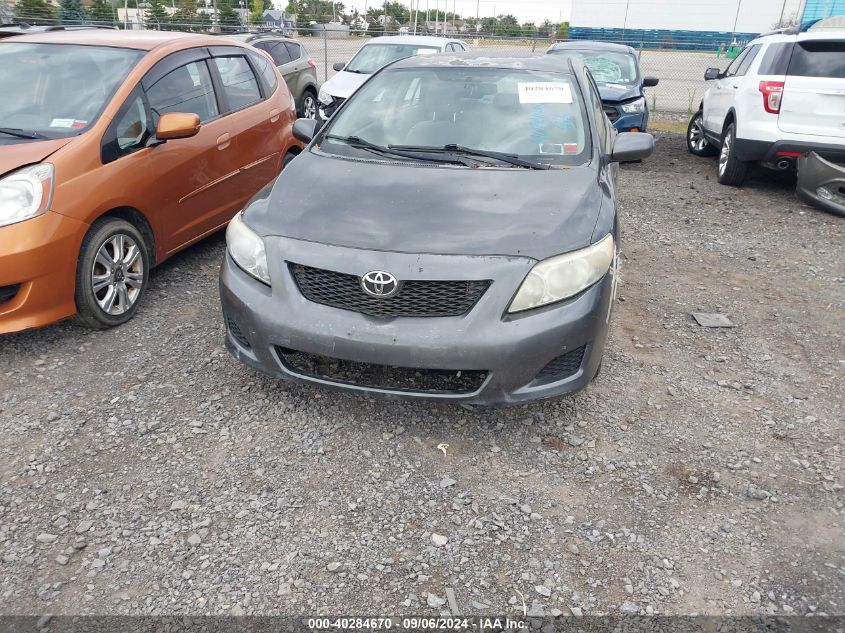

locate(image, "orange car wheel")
(74, 218), (150, 329)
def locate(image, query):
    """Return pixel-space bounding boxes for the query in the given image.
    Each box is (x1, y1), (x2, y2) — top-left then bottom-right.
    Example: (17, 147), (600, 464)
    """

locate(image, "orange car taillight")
(759, 81), (784, 114)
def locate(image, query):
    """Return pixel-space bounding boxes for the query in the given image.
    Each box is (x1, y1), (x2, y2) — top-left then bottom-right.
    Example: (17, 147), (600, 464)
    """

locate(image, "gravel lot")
(1, 133), (843, 619)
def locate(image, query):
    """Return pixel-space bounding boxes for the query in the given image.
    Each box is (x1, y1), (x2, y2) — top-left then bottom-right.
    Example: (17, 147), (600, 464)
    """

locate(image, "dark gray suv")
(219, 54), (653, 405)
(226, 33), (319, 119)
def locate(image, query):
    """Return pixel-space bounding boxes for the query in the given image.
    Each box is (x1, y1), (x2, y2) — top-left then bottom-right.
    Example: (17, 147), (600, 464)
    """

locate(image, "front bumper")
(0, 212), (85, 334)
(219, 237), (615, 406)
(609, 110), (648, 133)
(796, 152), (845, 217)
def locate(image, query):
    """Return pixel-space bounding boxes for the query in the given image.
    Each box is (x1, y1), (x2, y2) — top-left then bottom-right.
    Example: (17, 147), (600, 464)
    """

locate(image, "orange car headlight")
(0, 163), (54, 228)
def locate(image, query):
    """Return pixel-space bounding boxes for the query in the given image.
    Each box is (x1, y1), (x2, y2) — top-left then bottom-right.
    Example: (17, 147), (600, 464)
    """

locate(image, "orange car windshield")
(0, 42), (143, 140)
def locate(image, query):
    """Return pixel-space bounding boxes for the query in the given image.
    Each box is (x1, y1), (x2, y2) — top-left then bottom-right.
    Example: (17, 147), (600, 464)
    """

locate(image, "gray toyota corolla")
(219, 54), (653, 405)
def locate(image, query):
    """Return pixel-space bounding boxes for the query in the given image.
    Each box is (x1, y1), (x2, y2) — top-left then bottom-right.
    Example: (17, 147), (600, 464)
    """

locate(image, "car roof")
(365, 35), (463, 46)
(548, 40), (636, 54)
(4, 28), (207, 50)
(388, 51), (577, 73)
(748, 26), (845, 45)
(222, 32), (295, 43)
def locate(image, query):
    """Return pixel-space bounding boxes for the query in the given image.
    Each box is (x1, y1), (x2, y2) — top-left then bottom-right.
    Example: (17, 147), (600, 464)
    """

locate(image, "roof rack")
(757, 25), (800, 37)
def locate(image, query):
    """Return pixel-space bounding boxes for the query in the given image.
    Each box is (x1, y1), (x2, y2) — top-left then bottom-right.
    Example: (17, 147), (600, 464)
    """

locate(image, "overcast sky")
(343, 0), (573, 24)
(339, 0), (803, 28)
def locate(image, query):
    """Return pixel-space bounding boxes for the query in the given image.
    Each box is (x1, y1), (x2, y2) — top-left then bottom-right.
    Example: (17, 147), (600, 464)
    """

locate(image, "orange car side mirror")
(156, 112), (201, 141)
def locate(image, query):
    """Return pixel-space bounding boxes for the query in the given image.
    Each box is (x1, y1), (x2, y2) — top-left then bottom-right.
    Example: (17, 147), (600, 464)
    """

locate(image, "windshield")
(345, 43), (440, 74)
(321, 67), (589, 166)
(0, 43), (143, 139)
(549, 49), (639, 86)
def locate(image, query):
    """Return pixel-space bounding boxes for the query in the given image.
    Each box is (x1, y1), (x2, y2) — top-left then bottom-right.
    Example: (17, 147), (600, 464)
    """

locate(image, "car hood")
(597, 83), (641, 103)
(244, 152), (604, 261)
(321, 70), (370, 100)
(0, 137), (74, 178)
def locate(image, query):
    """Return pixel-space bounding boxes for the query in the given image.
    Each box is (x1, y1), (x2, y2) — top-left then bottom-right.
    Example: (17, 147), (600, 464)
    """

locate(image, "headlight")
(226, 211), (270, 285)
(620, 97), (646, 113)
(508, 234), (614, 313)
(0, 163), (54, 228)
(318, 90), (333, 104)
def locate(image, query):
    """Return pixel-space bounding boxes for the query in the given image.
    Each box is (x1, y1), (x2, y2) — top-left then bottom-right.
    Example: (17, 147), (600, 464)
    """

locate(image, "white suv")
(686, 29), (845, 186)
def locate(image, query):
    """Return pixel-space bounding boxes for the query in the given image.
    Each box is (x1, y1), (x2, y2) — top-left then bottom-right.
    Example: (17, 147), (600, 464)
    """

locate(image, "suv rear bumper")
(734, 138), (845, 162)
(796, 152), (845, 217)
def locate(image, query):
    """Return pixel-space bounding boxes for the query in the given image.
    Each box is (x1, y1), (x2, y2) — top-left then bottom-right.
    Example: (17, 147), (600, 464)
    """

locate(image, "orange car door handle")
(269, 108), (281, 123)
(216, 133), (231, 150)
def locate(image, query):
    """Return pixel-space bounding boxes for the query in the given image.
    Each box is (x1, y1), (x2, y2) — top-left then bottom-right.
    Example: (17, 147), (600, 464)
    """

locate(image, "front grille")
(277, 347), (488, 394)
(535, 345), (586, 383)
(289, 263), (490, 319)
(603, 104), (620, 123)
(225, 314), (251, 349)
(0, 284), (20, 306)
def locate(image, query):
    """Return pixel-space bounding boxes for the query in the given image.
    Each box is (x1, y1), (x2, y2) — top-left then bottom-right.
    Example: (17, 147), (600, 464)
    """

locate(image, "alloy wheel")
(91, 233), (144, 316)
(718, 133), (731, 176)
(302, 94), (317, 119)
(688, 115), (708, 152)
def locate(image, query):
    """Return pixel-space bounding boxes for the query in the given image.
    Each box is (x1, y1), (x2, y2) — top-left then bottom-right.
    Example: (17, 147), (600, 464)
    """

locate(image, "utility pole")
(451, 0), (454, 30)
(731, 0), (742, 39)
(622, 0), (630, 40)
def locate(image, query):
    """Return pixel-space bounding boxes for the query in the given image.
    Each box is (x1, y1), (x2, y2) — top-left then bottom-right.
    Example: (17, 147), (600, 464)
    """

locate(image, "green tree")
(144, 0), (169, 29)
(556, 21), (569, 40)
(170, 0), (203, 30)
(249, 0), (263, 24)
(14, 0), (58, 23)
(88, 0), (115, 24)
(59, 0), (88, 23)
(217, 0), (242, 32)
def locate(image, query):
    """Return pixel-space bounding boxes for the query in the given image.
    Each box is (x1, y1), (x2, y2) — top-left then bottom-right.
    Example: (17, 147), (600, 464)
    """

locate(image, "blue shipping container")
(802, 0), (845, 28)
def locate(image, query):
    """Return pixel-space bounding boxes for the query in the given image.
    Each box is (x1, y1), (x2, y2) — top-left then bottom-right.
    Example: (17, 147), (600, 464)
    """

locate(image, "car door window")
(261, 41), (292, 67)
(735, 44), (761, 76)
(212, 56), (262, 111)
(445, 43), (454, 52)
(586, 72), (608, 148)
(283, 42), (301, 62)
(147, 60), (218, 124)
(101, 87), (151, 163)
(249, 50), (278, 92)
(724, 47), (751, 77)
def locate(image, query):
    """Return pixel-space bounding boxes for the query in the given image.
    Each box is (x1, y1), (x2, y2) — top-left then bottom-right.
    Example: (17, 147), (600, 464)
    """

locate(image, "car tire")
(282, 152), (297, 170)
(75, 217), (150, 329)
(299, 89), (317, 120)
(717, 122), (748, 186)
(686, 110), (717, 157)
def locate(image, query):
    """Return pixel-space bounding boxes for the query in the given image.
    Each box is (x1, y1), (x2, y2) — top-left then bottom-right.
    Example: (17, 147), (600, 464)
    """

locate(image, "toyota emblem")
(361, 270), (399, 298)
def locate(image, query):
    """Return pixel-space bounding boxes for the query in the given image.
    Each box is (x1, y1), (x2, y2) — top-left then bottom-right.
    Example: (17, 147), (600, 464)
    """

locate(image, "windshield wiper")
(0, 127), (49, 140)
(324, 135), (468, 165)
(388, 144), (552, 170)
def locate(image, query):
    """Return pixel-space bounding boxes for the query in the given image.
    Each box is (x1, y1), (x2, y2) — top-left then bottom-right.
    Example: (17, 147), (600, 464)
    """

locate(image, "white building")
(570, 0), (804, 34)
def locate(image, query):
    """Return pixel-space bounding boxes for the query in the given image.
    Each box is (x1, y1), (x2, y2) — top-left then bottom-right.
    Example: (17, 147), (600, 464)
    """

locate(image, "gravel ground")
(1, 133), (843, 619)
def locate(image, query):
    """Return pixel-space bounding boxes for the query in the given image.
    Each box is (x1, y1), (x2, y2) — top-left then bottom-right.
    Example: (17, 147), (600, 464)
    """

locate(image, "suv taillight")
(759, 81), (784, 114)
(307, 58), (316, 68)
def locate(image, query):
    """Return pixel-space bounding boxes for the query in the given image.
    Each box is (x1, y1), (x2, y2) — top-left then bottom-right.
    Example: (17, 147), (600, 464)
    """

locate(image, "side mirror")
(155, 112), (200, 141)
(332, 61), (346, 71)
(610, 132), (654, 162)
(704, 67), (722, 81)
(642, 76), (659, 87)
(292, 117), (320, 144)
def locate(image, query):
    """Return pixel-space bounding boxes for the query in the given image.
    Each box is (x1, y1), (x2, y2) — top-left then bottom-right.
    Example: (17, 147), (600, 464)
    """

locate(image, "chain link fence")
(6, 14), (739, 117)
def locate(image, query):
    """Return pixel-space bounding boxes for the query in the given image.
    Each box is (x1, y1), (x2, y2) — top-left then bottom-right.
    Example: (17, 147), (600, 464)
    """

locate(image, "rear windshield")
(322, 67), (590, 167)
(548, 49), (639, 86)
(787, 40), (845, 78)
(0, 42), (143, 138)
(345, 43), (440, 74)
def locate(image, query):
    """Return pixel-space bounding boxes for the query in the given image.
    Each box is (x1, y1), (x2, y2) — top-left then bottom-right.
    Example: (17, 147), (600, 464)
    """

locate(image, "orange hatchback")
(0, 30), (300, 333)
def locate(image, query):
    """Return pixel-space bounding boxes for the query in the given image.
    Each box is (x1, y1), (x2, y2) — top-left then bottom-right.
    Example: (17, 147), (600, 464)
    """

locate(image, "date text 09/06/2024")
(307, 617), (528, 631)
